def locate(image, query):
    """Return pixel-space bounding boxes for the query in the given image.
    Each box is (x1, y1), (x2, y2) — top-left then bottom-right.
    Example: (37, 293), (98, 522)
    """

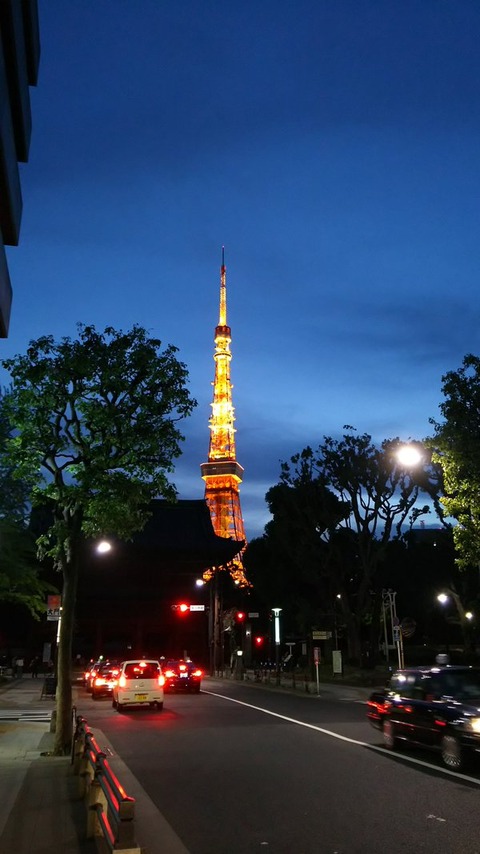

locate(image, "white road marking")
(0, 710), (52, 722)
(203, 689), (480, 785)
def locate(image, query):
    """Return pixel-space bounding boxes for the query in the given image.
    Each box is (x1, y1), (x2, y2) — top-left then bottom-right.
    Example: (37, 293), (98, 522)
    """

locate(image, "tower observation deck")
(200, 249), (248, 587)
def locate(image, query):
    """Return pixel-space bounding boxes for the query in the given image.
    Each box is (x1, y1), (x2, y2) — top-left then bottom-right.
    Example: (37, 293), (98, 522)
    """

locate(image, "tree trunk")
(344, 610), (362, 665)
(53, 549), (79, 755)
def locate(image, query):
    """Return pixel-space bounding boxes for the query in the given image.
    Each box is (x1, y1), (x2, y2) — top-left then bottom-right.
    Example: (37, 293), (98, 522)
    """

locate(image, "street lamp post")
(272, 608), (282, 684)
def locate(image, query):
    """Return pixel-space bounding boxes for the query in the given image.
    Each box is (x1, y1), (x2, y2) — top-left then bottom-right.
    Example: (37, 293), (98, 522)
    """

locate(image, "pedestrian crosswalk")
(0, 709), (52, 723)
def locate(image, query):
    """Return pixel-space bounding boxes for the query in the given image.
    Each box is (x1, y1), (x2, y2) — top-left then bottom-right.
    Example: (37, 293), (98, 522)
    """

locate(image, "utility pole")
(382, 589), (404, 669)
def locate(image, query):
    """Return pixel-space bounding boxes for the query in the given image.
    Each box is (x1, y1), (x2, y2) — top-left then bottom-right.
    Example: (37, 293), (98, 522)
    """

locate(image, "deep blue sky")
(3, 1), (480, 538)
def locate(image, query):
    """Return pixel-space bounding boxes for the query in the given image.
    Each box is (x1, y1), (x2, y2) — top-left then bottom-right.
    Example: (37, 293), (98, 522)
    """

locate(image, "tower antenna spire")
(219, 246), (227, 327)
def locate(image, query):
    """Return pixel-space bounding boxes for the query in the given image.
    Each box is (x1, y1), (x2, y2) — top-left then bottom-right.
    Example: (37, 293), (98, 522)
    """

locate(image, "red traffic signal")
(236, 611), (246, 622)
(171, 603), (190, 614)
(254, 635), (264, 647)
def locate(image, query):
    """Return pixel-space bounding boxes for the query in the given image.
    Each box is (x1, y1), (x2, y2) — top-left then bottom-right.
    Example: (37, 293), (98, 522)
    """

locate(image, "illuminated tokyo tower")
(200, 249), (248, 587)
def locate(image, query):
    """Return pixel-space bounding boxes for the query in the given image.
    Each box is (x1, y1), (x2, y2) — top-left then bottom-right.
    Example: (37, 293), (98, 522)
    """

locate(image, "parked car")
(163, 659), (203, 693)
(367, 664), (480, 770)
(91, 664), (120, 700)
(112, 659), (164, 712)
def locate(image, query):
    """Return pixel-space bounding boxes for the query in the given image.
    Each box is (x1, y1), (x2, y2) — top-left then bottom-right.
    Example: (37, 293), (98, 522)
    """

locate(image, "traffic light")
(171, 603), (190, 614)
(254, 635), (264, 647)
(235, 611), (246, 623)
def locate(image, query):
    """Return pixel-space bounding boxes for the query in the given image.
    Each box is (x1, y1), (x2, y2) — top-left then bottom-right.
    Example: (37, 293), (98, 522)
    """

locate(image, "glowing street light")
(437, 593), (449, 605)
(96, 540), (112, 554)
(396, 443), (423, 468)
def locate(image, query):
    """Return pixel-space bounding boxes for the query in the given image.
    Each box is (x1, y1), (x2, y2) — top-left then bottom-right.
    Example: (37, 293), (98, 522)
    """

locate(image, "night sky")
(2, 1), (480, 538)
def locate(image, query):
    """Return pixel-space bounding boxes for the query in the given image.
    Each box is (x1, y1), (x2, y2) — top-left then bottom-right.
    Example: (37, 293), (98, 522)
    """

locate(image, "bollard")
(49, 709), (57, 733)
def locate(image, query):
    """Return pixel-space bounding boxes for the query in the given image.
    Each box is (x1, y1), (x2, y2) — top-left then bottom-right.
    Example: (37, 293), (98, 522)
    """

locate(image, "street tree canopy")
(245, 430), (444, 663)
(1, 323), (197, 753)
(0, 395), (56, 617)
(428, 354), (480, 569)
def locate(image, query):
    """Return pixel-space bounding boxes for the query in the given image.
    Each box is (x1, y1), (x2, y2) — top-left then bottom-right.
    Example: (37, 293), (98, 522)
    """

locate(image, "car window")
(439, 670), (480, 701)
(100, 667), (119, 677)
(124, 662), (159, 679)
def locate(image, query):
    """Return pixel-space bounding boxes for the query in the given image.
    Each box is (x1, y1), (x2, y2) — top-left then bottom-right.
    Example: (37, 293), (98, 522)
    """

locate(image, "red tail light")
(158, 674), (165, 687)
(193, 669), (203, 677)
(119, 675), (127, 688)
(165, 669), (175, 678)
(95, 677), (105, 687)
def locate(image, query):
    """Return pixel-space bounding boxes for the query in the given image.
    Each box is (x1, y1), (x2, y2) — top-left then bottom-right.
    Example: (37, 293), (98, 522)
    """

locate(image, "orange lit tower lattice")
(200, 249), (248, 587)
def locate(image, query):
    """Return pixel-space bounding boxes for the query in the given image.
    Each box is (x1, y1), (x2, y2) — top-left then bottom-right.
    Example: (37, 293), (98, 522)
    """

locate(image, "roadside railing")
(72, 713), (141, 853)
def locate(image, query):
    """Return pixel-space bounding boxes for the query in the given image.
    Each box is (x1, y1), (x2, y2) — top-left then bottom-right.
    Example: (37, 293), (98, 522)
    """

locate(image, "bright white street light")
(466, 611), (474, 621)
(96, 540), (112, 554)
(396, 444), (423, 468)
(437, 593), (449, 605)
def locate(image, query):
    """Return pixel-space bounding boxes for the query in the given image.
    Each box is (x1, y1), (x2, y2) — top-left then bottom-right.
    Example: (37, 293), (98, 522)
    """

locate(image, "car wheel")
(383, 719), (397, 750)
(112, 698), (117, 709)
(156, 701), (163, 711)
(117, 702), (125, 713)
(441, 733), (467, 770)
(92, 692), (98, 700)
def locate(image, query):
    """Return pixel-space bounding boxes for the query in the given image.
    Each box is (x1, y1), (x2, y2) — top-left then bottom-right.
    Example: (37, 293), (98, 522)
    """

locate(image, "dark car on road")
(91, 663), (120, 700)
(367, 664), (480, 770)
(85, 658), (120, 693)
(163, 659), (203, 693)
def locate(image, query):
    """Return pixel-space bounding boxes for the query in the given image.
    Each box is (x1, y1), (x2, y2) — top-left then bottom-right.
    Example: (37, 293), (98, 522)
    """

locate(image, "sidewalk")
(0, 675), (96, 853)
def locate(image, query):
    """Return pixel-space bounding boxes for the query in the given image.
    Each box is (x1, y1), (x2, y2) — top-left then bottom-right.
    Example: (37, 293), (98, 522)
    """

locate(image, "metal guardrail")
(72, 713), (141, 853)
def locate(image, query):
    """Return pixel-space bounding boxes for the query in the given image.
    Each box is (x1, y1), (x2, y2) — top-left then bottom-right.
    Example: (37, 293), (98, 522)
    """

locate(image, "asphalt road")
(78, 679), (480, 854)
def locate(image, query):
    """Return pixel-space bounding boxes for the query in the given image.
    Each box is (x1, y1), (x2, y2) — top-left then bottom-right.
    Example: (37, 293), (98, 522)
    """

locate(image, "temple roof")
(126, 498), (244, 569)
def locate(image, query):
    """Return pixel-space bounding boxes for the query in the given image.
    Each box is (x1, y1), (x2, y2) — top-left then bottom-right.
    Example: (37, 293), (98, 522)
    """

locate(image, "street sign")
(189, 605), (205, 612)
(332, 650), (343, 675)
(313, 646), (320, 664)
(248, 612), (259, 618)
(312, 631), (332, 640)
(393, 626), (401, 642)
(47, 594), (61, 621)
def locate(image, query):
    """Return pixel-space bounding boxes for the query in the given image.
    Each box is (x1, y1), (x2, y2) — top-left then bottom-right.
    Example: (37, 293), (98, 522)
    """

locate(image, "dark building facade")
(0, 0), (40, 337)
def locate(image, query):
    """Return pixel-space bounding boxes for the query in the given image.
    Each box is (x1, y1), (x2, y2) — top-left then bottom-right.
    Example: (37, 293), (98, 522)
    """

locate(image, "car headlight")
(467, 717), (480, 733)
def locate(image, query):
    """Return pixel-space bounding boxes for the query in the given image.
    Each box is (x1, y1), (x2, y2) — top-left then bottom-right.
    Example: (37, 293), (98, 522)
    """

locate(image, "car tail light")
(119, 675), (127, 688)
(179, 664), (187, 671)
(158, 674), (165, 687)
(95, 677), (106, 686)
(193, 669), (202, 677)
(165, 669), (175, 678)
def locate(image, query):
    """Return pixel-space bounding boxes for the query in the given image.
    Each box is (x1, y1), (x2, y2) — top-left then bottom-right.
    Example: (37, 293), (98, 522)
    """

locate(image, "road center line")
(202, 689), (480, 785)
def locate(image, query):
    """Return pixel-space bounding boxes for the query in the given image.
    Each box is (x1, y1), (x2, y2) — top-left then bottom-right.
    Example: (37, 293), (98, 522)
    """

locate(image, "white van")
(112, 659), (164, 712)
